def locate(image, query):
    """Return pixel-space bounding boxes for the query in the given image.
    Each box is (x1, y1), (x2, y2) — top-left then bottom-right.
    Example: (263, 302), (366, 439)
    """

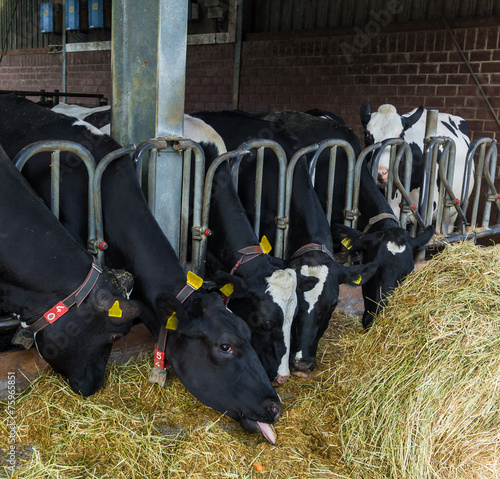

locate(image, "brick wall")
(232, 24), (500, 142)
(0, 49), (111, 105)
(1, 23), (499, 143)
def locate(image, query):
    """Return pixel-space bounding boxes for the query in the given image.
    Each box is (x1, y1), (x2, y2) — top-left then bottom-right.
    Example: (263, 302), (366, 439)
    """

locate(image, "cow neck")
(288, 159), (335, 254)
(98, 156), (189, 314)
(358, 161), (398, 226)
(0, 151), (93, 320)
(152, 277), (203, 373)
(208, 165), (267, 275)
(362, 213), (400, 234)
(23, 258), (102, 333)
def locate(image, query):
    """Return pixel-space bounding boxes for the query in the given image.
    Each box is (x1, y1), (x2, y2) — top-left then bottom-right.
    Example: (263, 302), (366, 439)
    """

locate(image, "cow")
(0, 143), (141, 396)
(0, 94), (282, 441)
(52, 103), (299, 385)
(257, 111), (435, 329)
(192, 110), (378, 375)
(205, 158), (298, 385)
(360, 103), (472, 233)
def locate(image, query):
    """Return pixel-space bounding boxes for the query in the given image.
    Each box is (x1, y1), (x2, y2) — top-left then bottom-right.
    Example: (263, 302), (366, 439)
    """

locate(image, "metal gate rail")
(466, 138), (500, 229)
(14, 140), (100, 256)
(134, 138), (206, 274)
(356, 139), (423, 230)
(305, 139), (356, 228)
(230, 139), (288, 260)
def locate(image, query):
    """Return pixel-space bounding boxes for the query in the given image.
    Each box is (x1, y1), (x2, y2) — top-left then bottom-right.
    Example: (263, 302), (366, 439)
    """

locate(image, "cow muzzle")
(292, 357), (317, 377)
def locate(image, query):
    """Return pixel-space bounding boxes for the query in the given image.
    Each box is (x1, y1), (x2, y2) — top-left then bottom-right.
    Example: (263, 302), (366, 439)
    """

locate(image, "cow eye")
(111, 334), (123, 343)
(218, 343), (232, 353)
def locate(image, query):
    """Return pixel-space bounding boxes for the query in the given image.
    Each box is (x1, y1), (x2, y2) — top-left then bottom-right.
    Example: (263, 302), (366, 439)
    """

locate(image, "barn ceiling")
(250, 0), (500, 33)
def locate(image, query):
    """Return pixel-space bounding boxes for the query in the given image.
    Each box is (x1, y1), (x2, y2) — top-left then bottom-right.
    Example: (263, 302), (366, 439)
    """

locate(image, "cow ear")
(155, 294), (190, 328)
(212, 270), (249, 299)
(92, 289), (142, 325)
(331, 223), (363, 251)
(412, 225), (434, 250)
(360, 102), (372, 128)
(340, 261), (378, 286)
(296, 271), (320, 291)
(352, 230), (385, 254)
(402, 106), (424, 131)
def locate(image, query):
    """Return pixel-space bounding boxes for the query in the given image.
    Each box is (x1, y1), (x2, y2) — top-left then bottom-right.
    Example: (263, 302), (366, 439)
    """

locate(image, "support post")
(112, 0), (187, 256)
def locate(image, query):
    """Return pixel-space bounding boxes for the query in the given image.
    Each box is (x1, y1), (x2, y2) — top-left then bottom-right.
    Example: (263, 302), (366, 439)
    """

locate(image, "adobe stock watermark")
(5, 371), (17, 475)
(341, 0), (404, 63)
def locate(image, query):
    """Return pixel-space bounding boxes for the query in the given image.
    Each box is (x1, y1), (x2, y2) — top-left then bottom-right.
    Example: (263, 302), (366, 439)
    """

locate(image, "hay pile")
(1, 242), (500, 478)
(335, 242), (500, 479)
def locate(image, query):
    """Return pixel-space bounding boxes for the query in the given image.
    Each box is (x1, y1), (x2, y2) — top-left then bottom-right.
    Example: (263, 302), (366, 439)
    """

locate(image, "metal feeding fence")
(2, 126), (499, 334)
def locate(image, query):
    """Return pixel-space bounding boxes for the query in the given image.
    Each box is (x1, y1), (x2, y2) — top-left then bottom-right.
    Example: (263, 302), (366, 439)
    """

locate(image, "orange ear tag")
(260, 235), (272, 254)
(220, 283), (234, 297)
(186, 271), (203, 290)
(108, 301), (123, 318)
(166, 312), (178, 330)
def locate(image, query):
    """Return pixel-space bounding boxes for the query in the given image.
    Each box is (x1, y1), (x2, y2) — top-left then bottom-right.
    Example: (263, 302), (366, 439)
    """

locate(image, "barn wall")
(0, 49), (111, 105)
(186, 23), (500, 142)
(0, 22), (499, 143)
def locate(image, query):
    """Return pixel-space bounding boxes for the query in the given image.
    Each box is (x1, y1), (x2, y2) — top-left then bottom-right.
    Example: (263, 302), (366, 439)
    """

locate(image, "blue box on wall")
(89, 0), (103, 29)
(65, 0), (79, 30)
(40, 3), (62, 34)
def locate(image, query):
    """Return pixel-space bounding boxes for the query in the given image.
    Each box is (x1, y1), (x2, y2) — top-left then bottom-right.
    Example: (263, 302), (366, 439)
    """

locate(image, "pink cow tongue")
(257, 422), (277, 445)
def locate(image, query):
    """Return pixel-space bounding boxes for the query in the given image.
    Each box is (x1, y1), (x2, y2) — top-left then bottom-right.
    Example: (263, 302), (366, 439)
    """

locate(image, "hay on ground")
(1, 242), (499, 478)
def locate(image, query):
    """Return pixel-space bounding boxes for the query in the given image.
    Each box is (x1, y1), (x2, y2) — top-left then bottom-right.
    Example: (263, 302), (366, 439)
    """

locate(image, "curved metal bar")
(93, 144), (137, 263)
(174, 140), (206, 276)
(287, 144), (318, 251)
(307, 138), (356, 228)
(231, 139), (288, 259)
(15, 140), (97, 256)
(134, 139), (168, 188)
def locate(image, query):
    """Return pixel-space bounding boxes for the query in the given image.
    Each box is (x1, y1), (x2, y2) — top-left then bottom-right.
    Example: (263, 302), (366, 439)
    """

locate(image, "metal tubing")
(50, 150), (61, 220)
(93, 144), (137, 263)
(14, 140), (97, 253)
(253, 147), (265, 239)
(308, 139), (356, 228)
(175, 140), (205, 275)
(201, 148), (251, 274)
(233, 139), (288, 259)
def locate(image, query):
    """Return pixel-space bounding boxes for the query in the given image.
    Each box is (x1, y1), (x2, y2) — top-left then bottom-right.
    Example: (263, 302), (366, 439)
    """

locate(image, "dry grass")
(334, 242), (500, 479)
(2, 242), (500, 478)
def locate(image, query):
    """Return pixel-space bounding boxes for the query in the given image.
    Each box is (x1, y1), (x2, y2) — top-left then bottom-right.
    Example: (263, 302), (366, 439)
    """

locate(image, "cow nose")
(378, 167), (389, 183)
(292, 357), (317, 374)
(269, 401), (282, 421)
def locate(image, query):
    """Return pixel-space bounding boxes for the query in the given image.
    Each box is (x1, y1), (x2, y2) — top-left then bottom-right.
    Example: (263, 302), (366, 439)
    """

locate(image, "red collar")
(23, 258), (103, 334)
(230, 245), (264, 275)
(290, 243), (335, 261)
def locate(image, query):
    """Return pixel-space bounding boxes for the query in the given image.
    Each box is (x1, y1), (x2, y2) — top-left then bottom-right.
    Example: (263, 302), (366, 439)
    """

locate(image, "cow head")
(160, 291), (282, 442)
(286, 253), (377, 376)
(333, 223), (434, 328)
(33, 271), (141, 396)
(360, 102), (424, 186)
(212, 268), (298, 384)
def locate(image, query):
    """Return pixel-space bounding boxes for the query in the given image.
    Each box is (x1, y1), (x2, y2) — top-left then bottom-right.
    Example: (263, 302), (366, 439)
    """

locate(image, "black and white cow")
(260, 111), (434, 329)
(193, 110), (378, 375)
(0, 143), (142, 396)
(360, 103), (472, 233)
(52, 103), (299, 385)
(205, 158), (298, 385)
(0, 94), (282, 441)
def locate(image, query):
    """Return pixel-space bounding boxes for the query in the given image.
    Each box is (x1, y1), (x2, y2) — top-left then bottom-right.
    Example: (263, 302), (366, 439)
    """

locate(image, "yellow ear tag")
(108, 301), (123, 318)
(260, 235), (272, 254)
(353, 275), (362, 285)
(220, 283), (234, 297)
(186, 271), (203, 290)
(166, 312), (178, 330)
(341, 237), (352, 250)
